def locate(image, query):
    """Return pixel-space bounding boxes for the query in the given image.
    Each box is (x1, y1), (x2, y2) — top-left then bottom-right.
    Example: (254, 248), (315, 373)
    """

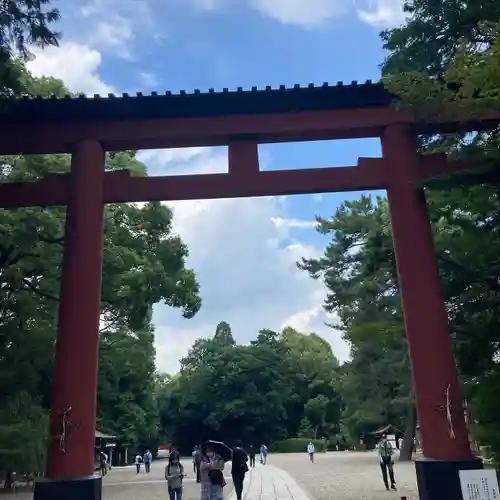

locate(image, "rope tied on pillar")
(445, 384), (456, 439)
(50, 406), (80, 453)
(58, 406), (72, 453)
(436, 384), (456, 439)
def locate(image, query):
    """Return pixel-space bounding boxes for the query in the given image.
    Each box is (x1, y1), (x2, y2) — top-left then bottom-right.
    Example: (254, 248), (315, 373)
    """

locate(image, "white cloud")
(137, 147), (219, 174)
(139, 147), (348, 373)
(189, 0), (406, 28)
(271, 217), (317, 229)
(139, 71), (160, 88)
(27, 42), (114, 95)
(78, 0), (161, 58)
(91, 20), (134, 58)
(357, 0), (407, 27)
(251, 0), (349, 27)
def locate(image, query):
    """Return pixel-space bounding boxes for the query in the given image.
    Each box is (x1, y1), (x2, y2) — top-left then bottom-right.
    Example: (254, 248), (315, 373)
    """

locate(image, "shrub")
(269, 438), (327, 453)
(327, 434), (355, 451)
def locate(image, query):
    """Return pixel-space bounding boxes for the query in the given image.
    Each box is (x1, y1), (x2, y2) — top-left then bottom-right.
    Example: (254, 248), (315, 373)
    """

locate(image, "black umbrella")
(203, 440), (233, 461)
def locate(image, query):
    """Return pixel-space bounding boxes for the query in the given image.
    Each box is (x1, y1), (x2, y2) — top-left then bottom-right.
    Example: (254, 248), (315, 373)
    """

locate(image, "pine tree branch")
(21, 279), (58, 301)
(38, 234), (64, 245)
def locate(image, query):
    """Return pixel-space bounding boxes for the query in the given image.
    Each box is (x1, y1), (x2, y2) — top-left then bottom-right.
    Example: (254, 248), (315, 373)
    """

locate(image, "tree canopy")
(299, 0), (500, 460)
(156, 323), (342, 453)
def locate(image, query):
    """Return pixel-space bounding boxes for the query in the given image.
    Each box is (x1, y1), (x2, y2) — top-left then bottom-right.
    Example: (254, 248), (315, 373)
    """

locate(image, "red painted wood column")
(381, 124), (471, 461)
(46, 139), (105, 479)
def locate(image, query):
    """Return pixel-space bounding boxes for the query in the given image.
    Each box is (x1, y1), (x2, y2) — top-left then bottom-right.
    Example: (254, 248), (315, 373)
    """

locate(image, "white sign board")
(459, 469), (500, 500)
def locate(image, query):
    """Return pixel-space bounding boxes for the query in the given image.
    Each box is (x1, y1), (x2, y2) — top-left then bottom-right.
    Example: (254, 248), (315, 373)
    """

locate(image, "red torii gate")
(0, 81), (493, 500)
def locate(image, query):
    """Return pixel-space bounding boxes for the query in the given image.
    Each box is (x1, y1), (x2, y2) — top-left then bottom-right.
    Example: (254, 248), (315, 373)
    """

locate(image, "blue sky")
(27, 0), (405, 372)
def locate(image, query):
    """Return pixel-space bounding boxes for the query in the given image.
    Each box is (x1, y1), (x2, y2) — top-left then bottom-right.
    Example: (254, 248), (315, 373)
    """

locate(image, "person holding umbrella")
(200, 440), (230, 500)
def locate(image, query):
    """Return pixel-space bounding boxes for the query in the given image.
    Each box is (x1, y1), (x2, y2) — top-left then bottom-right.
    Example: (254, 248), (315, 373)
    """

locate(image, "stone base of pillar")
(415, 456), (483, 500)
(34, 474), (102, 500)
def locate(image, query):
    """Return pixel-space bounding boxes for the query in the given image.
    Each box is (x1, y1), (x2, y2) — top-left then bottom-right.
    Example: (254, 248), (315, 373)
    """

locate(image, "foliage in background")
(0, 0), (60, 95)
(269, 438), (327, 454)
(156, 323), (342, 453)
(299, 0), (500, 460)
(298, 197), (412, 445)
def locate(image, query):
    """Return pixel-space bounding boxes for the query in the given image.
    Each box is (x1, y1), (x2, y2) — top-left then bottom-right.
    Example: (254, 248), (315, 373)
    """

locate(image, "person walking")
(144, 449), (153, 473)
(99, 452), (108, 476)
(193, 447), (197, 473)
(377, 435), (397, 491)
(194, 445), (202, 483)
(231, 441), (249, 500)
(165, 449), (185, 500)
(248, 444), (256, 468)
(307, 441), (315, 463)
(260, 444), (268, 465)
(134, 452), (142, 474)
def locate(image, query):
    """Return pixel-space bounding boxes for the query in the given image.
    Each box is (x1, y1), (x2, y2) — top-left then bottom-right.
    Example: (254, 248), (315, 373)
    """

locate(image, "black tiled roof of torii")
(0, 80), (394, 124)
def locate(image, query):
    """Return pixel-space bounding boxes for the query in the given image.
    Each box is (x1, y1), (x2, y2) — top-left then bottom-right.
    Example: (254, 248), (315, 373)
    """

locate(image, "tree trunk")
(399, 391), (417, 461)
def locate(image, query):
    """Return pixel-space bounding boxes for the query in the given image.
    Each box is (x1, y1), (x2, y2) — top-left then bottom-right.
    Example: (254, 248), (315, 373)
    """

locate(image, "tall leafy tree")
(298, 198), (411, 448)
(0, 65), (201, 473)
(158, 325), (342, 452)
(299, 0), (500, 460)
(380, 0), (500, 460)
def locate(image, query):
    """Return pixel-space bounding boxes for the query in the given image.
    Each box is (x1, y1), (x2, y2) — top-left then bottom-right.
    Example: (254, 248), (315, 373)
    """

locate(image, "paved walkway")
(227, 464), (311, 500)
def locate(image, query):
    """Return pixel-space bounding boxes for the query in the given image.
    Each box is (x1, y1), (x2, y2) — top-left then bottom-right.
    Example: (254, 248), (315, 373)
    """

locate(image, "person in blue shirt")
(144, 450), (152, 474)
(260, 444), (268, 465)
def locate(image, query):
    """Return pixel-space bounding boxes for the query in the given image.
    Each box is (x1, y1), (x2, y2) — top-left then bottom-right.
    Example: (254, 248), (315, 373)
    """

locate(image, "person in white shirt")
(307, 442), (315, 463)
(135, 453), (142, 474)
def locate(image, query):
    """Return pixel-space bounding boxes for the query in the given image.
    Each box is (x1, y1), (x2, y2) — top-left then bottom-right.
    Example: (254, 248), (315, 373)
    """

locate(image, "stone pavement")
(226, 463), (311, 500)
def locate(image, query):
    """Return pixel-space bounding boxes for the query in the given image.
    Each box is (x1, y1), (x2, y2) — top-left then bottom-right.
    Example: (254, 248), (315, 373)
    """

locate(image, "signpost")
(459, 469), (500, 500)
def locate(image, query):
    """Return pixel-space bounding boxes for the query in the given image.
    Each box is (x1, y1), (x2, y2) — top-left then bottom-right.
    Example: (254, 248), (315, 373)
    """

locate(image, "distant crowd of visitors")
(100, 435), (397, 498)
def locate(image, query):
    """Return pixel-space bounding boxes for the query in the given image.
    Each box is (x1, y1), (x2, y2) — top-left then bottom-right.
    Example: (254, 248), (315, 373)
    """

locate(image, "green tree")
(298, 197), (410, 446)
(281, 328), (342, 439)
(379, 0), (500, 460)
(0, 64), (201, 472)
(0, 1), (60, 94)
(159, 323), (343, 452)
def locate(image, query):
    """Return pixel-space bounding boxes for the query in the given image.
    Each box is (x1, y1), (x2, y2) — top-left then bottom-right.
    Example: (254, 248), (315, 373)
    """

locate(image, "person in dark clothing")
(248, 444), (256, 468)
(231, 440), (249, 500)
(193, 445), (202, 483)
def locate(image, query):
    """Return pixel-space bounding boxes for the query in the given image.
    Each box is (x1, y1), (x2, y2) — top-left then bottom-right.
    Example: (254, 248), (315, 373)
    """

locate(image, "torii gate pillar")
(34, 139), (105, 500)
(382, 125), (482, 500)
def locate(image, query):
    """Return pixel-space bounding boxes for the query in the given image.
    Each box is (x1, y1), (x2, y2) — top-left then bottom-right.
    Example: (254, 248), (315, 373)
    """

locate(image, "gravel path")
(8, 452), (419, 500)
(269, 452), (419, 500)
